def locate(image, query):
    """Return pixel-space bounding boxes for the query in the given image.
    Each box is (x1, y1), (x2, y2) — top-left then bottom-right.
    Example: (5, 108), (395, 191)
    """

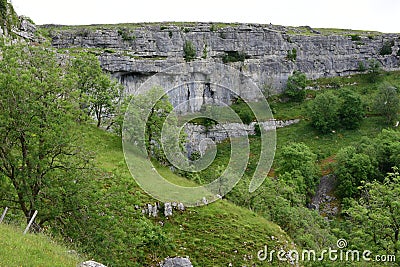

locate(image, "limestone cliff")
(43, 23), (400, 109)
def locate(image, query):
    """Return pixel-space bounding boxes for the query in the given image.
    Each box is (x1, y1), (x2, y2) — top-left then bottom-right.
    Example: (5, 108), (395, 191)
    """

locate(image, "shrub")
(231, 97), (255, 124)
(277, 142), (320, 196)
(183, 40), (196, 62)
(379, 39), (394, 55)
(118, 28), (135, 42)
(335, 146), (377, 199)
(374, 84), (400, 125)
(348, 34), (361, 41)
(222, 51), (248, 63)
(366, 59), (382, 83)
(309, 91), (340, 133)
(338, 89), (364, 130)
(286, 48), (297, 61)
(285, 71), (308, 102)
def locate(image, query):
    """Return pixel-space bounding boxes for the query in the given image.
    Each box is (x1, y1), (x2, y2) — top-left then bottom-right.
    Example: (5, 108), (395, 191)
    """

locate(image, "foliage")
(71, 53), (123, 128)
(308, 91), (340, 133)
(183, 40), (196, 62)
(338, 89), (365, 129)
(345, 169), (400, 260)
(334, 129), (400, 199)
(123, 86), (182, 164)
(231, 97), (255, 124)
(0, 45), (93, 226)
(374, 84), (400, 125)
(379, 39), (394, 56)
(56, 169), (172, 266)
(285, 71), (308, 102)
(334, 146), (377, 199)
(202, 44), (208, 59)
(222, 51), (248, 63)
(348, 34), (361, 41)
(366, 59), (382, 83)
(374, 129), (400, 175)
(117, 28), (136, 41)
(286, 48), (297, 61)
(276, 142), (320, 196)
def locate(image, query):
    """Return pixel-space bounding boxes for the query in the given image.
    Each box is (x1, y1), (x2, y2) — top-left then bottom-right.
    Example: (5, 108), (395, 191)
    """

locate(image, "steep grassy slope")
(0, 224), (82, 267)
(79, 125), (294, 266)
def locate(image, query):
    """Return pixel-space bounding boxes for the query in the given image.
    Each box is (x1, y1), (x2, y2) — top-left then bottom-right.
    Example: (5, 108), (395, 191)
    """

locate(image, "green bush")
(222, 51), (248, 63)
(308, 91), (340, 133)
(338, 89), (364, 129)
(348, 34), (361, 41)
(118, 28), (135, 42)
(334, 146), (377, 199)
(374, 84), (400, 124)
(231, 97), (255, 124)
(285, 71), (308, 102)
(379, 39), (394, 55)
(183, 40), (196, 62)
(286, 48), (297, 61)
(366, 59), (382, 83)
(277, 142), (320, 196)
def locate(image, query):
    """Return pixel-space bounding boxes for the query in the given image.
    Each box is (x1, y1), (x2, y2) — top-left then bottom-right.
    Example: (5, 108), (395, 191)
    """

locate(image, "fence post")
(0, 207), (8, 224)
(23, 210), (38, 235)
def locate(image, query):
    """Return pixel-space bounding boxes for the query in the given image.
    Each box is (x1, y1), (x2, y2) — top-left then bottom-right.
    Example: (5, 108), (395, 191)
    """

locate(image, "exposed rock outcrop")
(79, 260), (107, 267)
(161, 257), (193, 267)
(184, 119), (300, 155)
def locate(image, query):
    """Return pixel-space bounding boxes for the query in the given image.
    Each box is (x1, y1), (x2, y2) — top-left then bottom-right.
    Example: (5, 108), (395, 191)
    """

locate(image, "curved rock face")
(46, 23), (400, 110)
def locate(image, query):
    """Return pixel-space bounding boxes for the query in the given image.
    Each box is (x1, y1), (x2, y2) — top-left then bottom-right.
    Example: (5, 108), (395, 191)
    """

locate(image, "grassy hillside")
(76, 124), (294, 266)
(0, 224), (82, 267)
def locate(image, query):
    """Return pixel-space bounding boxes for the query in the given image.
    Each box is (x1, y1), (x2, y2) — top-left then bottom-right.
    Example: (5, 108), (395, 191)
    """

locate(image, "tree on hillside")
(374, 84), (399, 125)
(277, 142), (320, 196)
(345, 169), (400, 258)
(309, 91), (340, 134)
(285, 71), (308, 102)
(0, 45), (91, 225)
(334, 146), (377, 199)
(338, 89), (364, 130)
(71, 53), (122, 128)
(123, 86), (184, 165)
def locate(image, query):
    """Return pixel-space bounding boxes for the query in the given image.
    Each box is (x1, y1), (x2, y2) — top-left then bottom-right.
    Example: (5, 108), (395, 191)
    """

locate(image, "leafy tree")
(183, 40), (196, 62)
(334, 146), (377, 199)
(374, 129), (400, 175)
(285, 71), (308, 102)
(71, 53), (122, 127)
(309, 91), (340, 133)
(374, 84), (400, 125)
(345, 169), (400, 258)
(338, 89), (364, 129)
(366, 59), (382, 83)
(124, 86), (182, 164)
(277, 142), (320, 196)
(0, 45), (91, 225)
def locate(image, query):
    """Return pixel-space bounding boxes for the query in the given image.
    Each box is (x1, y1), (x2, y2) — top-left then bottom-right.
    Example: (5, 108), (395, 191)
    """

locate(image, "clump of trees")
(309, 89), (365, 133)
(334, 129), (400, 199)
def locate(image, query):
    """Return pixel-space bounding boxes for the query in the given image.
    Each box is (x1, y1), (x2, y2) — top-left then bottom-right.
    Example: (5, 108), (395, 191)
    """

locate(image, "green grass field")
(0, 224), (82, 267)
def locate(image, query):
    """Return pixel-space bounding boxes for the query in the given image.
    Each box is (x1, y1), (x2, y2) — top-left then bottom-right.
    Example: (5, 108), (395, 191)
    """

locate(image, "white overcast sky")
(11, 0), (400, 33)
